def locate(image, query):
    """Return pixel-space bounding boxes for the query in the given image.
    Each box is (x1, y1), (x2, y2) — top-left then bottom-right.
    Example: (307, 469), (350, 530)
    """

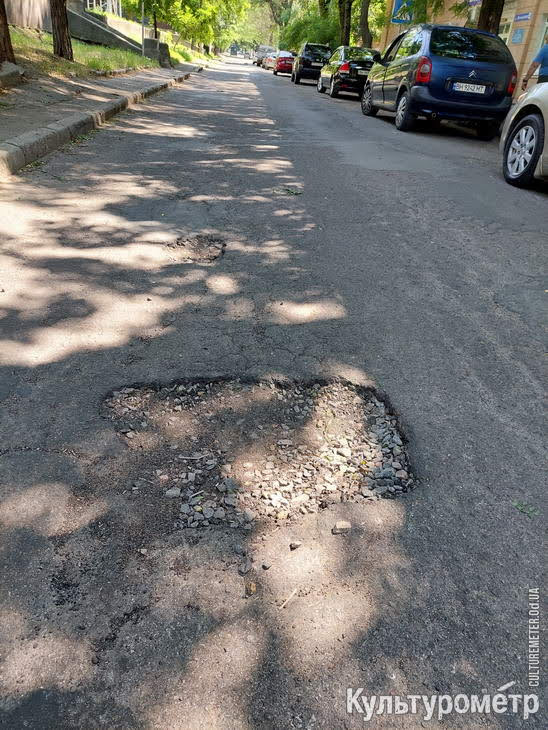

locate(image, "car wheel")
(317, 76), (325, 93)
(273, 69), (277, 75)
(361, 85), (378, 116)
(476, 121), (499, 141)
(503, 113), (544, 187)
(294, 71), (301, 84)
(328, 76), (339, 98)
(394, 91), (415, 131)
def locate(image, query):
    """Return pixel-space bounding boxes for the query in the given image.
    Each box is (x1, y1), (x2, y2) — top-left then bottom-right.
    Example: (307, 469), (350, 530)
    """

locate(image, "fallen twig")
(279, 588), (297, 609)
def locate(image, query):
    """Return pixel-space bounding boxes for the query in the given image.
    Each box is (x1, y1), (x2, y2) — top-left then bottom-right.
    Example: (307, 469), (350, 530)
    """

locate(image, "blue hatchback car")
(362, 24), (517, 139)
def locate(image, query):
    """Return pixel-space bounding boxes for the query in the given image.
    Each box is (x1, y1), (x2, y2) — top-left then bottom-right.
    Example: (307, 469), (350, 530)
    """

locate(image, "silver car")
(500, 82), (548, 187)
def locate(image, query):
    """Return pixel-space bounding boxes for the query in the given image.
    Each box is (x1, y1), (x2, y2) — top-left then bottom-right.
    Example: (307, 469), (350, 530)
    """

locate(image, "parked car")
(292, 42), (332, 84)
(273, 50), (294, 75)
(361, 24), (517, 139)
(254, 45), (276, 67)
(262, 51), (278, 70)
(317, 46), (376, 97)
(500, 82), (547, 187)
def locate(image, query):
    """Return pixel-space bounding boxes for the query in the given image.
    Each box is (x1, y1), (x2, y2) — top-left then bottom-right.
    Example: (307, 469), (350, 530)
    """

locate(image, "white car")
(500, 82), (548, 187)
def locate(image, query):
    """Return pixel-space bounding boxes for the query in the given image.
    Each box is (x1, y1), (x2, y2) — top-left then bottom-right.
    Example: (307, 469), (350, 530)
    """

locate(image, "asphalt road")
(0, 58), (545, 728)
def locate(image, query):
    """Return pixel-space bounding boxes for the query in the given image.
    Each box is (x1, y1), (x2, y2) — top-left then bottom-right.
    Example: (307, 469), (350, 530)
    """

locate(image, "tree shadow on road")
(0, 62), (543, 729)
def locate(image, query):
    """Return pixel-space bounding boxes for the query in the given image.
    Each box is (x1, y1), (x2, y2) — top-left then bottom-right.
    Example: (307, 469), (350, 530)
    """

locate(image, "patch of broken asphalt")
(103, 379), (415, 537)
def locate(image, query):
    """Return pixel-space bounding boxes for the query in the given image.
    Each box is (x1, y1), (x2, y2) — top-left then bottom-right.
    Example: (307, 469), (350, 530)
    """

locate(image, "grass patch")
(169, 45), (193, 64)
(11, 27), (158, 78)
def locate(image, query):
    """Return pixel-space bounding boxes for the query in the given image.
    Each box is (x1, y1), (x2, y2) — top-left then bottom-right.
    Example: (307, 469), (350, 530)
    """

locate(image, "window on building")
(498, 22), (513, 45)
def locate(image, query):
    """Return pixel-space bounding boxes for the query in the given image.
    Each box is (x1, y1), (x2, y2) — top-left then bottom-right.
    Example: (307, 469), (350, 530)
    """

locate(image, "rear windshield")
(346, 47), (374, 60)
(306, 44), (331, 58)
(430, 29), (512, 64)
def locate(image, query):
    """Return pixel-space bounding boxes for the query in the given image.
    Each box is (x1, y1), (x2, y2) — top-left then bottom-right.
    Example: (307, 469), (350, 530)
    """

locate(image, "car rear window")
(430, 29), (512, 64)
(305, 44), (331, 58)
(346, 47), (374, 60)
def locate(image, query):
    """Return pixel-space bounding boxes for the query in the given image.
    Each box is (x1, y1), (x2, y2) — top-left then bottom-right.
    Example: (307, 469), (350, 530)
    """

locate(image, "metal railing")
(85, 0), (123, 16)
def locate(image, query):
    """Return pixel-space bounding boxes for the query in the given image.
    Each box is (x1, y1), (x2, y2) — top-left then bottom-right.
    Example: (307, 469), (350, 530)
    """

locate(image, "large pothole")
(165, 234), (225, 261)
(103, 379), (415, 532)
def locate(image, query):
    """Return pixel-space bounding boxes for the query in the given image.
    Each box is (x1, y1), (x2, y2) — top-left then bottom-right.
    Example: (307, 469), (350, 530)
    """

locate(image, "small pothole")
(103, 379), (415, 532)
(166, 234), (226, 261)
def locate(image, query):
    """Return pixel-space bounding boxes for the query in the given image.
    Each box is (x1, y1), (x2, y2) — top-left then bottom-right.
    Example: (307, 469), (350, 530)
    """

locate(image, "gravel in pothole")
(103, 380), (415, 531)
(165, 234), (225, 261)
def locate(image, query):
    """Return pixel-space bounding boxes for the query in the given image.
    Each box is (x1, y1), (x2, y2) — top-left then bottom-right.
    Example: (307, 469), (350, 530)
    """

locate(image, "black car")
(317, 46), (376, 98)
(292, 42), (332, 84)
(361, 24), (517, 139)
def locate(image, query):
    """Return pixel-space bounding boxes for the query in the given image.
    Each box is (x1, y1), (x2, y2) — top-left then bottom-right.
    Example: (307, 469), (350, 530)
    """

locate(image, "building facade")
(381, 0), (548, 87)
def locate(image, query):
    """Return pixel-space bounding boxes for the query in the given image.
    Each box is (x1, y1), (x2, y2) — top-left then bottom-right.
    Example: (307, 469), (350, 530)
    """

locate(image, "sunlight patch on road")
(0, 483), (107, 537)
(0, 634), (93, 696)
(266, 299), (346, 324)
(206, 274), (240, 295)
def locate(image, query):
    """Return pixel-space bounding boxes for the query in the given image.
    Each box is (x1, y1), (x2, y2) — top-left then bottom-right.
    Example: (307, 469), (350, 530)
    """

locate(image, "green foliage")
(350, 0), (387, 45)
(280, 0), (339, 51)
(122, 0), (249, 48)
(232, 2), (278, 47)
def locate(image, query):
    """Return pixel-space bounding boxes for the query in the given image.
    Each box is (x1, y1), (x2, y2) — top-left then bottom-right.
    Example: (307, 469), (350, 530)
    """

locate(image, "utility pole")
(141, 0), (145, 56)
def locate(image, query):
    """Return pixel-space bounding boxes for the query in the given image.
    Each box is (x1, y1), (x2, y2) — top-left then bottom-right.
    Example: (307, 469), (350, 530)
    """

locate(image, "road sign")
(391, 0), (412, 24)
(511, 28), (525, 44)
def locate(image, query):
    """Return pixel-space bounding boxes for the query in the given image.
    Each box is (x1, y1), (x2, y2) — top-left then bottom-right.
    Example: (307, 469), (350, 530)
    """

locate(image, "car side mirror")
(372, 51), (382, 63)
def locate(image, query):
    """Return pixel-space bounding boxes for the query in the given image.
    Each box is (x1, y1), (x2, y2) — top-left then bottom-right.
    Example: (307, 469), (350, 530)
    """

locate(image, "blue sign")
(391, 0), (412, 24)
(511, 28), (525, 44)
(514, 12), (532, 21)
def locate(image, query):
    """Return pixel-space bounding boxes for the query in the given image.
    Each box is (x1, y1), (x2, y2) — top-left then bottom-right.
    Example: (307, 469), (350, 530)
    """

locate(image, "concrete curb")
(0, 67), (201, 179)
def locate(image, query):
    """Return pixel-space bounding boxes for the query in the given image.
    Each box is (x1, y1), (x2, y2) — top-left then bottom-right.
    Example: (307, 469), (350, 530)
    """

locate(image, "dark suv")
(361, 25), (517, 139)
(292, 42), (332, 84)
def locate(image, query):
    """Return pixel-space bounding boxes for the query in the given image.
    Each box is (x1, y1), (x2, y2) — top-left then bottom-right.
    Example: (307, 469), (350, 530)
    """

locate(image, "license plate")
(311, 62), (322, 67)
(453, 82), (486, 94)
(358, 70), (368, 76)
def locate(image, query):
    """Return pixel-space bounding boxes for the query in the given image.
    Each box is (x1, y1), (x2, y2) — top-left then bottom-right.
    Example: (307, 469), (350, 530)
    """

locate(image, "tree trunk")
(338, 0), (353, 45)
(359, 0), (372, 47)
(0, 0), (15, 64)
(50, 0), (73, 60)
(477, 0), (504, 34)
(153, 10), (158, 39)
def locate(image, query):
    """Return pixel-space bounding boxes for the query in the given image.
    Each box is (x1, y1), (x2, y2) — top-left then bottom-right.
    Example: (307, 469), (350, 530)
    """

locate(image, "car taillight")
(339, 61), (350, 73)
(416, 56), (432, 84)
(507, 70), (517, 94)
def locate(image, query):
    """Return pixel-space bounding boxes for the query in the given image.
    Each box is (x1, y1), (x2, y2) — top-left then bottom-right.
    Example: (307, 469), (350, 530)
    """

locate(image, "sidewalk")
(0, 63), (202, 176)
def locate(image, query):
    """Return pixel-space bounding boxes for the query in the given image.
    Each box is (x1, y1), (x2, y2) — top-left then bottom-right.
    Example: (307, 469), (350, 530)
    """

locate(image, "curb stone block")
(103, 97), (128, 119)
(41, 121), (74, 151)
(57, 112), (95, 139)
(141, 82), (167, 99)
(9, 127), (67, 165)
(0, 143), (25, 177)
